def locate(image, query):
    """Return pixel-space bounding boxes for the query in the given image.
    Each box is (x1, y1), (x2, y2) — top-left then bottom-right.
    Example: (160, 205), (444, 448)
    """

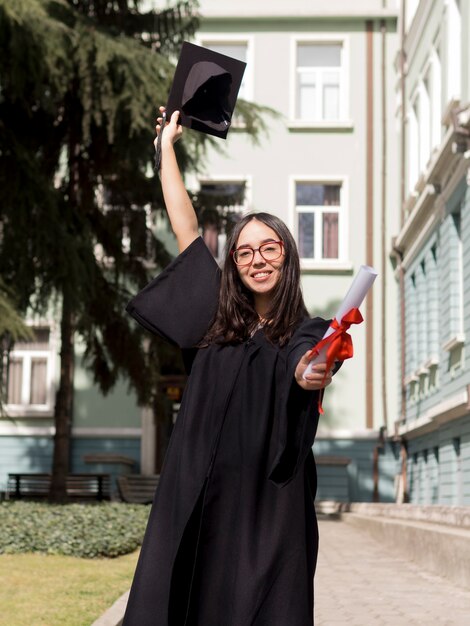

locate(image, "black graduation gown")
(123, 237), (330, 626)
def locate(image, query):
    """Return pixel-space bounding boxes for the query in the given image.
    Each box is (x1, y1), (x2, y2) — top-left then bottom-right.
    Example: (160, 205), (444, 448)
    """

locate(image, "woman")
(123, 109), (336, 626)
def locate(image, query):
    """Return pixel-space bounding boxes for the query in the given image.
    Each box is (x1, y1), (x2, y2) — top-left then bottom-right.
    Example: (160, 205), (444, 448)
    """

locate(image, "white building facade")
(194, 0), (400, 501)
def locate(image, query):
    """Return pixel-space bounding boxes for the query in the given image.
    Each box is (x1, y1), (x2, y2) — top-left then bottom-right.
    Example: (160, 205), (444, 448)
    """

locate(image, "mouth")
(251, 271), (272, 281)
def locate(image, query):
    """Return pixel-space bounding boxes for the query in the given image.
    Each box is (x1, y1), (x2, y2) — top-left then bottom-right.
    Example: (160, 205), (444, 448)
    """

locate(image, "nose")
(252, 248), (266, 265)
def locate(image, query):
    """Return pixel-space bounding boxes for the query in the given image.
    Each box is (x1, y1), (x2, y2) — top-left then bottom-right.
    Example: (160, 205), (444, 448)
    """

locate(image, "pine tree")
(0, 0), (268, 501)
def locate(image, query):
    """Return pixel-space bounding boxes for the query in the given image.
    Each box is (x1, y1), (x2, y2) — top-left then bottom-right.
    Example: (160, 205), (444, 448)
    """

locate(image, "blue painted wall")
(403, 180), (470, 425)
(0, 436), (141, 497)
(313, 438), (399, 503)
(0, 436), (53, 491)
(399, 176), (470, 505)
(1, 432), (403, 503)
(407, 414), (470, 505)
(72, 437), (141, 497)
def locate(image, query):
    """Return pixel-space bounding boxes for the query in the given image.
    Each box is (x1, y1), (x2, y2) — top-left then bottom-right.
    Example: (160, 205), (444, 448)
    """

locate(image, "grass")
(0, 550), (139, 626)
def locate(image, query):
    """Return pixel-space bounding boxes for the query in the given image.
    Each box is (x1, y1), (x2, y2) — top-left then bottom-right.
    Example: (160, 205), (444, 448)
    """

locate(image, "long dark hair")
(204, 212), (308, 346)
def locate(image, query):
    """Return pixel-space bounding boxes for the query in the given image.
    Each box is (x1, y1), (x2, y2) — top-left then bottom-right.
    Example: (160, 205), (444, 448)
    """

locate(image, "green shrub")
(0, 501), (151, 558)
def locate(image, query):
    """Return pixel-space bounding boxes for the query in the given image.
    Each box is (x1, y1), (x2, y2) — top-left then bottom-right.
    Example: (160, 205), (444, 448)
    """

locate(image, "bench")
(7, 473), (111, 501)
(117, 474), (160, 504)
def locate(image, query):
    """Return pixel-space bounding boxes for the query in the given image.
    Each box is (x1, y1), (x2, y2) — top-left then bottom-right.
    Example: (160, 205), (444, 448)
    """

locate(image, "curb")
(90, 590), (129, 626)
(343, 512), (470, 589)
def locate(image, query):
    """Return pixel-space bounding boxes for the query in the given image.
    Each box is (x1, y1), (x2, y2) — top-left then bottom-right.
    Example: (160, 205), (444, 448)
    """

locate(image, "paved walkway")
(314, 519), (470, 625)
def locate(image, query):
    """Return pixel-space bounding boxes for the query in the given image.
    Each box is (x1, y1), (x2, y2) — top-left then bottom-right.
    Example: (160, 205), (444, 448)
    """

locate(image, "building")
(193, 0), (400, 501)
(392, 0), (470, 504)
(0, 0), (401, 503)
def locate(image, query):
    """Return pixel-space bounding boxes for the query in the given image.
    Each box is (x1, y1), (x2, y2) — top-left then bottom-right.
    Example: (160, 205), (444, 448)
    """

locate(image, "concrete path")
(314, 519), (470, 625)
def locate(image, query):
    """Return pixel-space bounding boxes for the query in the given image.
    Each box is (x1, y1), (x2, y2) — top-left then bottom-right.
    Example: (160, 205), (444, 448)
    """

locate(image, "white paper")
(303, 265), (378, 379)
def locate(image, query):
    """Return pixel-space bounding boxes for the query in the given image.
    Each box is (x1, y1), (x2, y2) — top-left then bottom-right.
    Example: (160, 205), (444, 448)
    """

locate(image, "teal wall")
(407, 414), (470, 505)
(74, 356), (141, 429)
(0, 436), (53, 491)
(0, 436), (141, 497)
(71, 437), (141, 497)
(1, 431), (403, 504)
(399, 177), (470, 505)
(313, 438), (399, 503)
(403, 178), (470, 423)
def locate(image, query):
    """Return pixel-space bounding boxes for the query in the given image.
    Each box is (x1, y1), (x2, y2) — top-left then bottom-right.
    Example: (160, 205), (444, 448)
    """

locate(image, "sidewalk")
(314, 519), (470, 625)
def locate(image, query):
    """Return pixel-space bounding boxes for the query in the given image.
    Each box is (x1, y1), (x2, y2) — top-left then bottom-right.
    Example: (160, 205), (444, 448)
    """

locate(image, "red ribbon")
(307, 307), (364, 414)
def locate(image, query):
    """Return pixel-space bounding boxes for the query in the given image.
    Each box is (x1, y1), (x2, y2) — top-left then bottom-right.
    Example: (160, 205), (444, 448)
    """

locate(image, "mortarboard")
(155, 41), (247, 170)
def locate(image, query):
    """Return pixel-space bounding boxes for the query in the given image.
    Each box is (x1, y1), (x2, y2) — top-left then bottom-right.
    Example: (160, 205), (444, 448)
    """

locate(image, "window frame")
(289, 35), (350, 128)
(5, 324), (57, 417)
(445, 0), (461, 102)
(196, 175), (252, 264)
(429, 40), (442, 151)
(195, 34), (254, 103)
(289, 175), (350, 271)
(407, 93), (420, 194)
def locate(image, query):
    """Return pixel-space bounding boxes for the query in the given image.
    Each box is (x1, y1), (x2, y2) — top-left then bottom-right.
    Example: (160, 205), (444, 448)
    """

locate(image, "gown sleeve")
(268, 317), (340, 488)
(125, 237), (221, 349)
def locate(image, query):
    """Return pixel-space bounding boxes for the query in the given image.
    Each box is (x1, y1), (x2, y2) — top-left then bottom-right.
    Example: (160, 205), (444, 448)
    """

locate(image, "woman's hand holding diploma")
(295, 353), (332, 391)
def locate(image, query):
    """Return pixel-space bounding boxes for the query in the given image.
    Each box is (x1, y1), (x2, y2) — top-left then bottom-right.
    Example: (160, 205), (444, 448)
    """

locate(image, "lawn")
(0, 550), (139, 626)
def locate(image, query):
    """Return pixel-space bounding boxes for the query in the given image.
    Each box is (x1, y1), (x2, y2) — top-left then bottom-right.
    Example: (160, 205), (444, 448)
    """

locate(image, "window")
(417, 260), (427, 367)
(405, 0), (420, 31)
(197, 180), (248, 261)
(407, 37), (442, 194)
(453, 437), (462, 505)
(406, 272), (418, 377)
(201, 40), (251, 101)
(295, 42), (345, 122)
(295, 182), (344, 262)
(405, 245), (440, 403)
(407, 100), (419, 193)
(447, 210), (463, 338)
(431, 446), (440, 503)
(422, 43), (442, 161)
(6, 327), (54, 414)
(428, 245), (439, 360)
(419, 82), (431, 171)
(423, 449), (430, 504)
(429, 45), (442, 150)
(410, 86), (431, 180)
(446, 0), (461, 100)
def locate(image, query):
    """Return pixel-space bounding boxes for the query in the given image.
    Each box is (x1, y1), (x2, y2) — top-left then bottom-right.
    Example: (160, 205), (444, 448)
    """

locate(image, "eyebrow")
(236, 238), (278, 249)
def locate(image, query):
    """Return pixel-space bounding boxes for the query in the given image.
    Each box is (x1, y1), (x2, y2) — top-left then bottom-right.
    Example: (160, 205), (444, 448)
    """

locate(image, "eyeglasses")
(231, 240), (284, 266)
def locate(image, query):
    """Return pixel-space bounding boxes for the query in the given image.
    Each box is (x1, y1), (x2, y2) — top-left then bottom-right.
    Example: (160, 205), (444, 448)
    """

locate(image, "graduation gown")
(123, 237), (330, 626)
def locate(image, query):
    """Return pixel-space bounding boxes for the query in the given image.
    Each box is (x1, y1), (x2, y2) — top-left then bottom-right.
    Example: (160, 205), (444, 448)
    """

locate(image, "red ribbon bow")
(308, 307), (363, 414)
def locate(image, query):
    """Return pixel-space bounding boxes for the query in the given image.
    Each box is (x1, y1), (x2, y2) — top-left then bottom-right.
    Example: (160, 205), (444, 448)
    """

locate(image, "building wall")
(196, 3), (399, 444)
(394, 0), (470, 504)
(407, 414), (470, 506)
(194, 1), (399, 501)
(1, 1), (401, 503)
(0, 433), (140, 497)
(0, 335), (143, 494)
(314, 436), (399, 502)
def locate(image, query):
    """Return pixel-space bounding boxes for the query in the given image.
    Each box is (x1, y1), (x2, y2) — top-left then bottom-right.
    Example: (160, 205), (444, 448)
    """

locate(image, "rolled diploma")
(303, 265), (378, 379)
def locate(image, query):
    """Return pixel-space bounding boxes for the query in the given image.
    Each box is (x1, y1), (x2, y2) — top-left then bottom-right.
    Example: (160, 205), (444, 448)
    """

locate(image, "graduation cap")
(155, 41), (247, 170)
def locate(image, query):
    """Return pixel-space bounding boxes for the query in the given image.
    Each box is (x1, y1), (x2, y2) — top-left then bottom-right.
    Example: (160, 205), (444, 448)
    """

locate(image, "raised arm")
(155, 107), (199, 253)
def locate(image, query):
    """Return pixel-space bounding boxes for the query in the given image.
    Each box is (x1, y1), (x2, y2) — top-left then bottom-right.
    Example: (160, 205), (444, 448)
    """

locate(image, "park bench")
(117, 474), (160, 504)
(7, 473), (111, 501)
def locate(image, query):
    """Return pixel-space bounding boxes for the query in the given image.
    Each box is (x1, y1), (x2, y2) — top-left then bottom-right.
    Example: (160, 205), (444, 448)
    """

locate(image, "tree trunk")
(49, 294), (75, 503)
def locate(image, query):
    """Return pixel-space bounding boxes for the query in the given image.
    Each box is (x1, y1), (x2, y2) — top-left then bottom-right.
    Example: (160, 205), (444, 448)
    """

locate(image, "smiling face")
(234, 219), (285, 315)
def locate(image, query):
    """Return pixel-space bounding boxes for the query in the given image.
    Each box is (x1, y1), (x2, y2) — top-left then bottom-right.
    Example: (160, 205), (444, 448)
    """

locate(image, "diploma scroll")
(303, 265), (378, 379)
